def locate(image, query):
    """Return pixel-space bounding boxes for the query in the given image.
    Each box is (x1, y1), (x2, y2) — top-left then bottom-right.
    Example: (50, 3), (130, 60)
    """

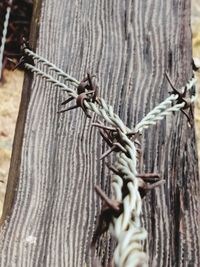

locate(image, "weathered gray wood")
(0, 0), (200, 266)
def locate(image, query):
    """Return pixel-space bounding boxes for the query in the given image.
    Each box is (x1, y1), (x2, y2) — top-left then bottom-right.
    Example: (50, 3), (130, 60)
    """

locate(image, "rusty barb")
(93, 185), (123, 233)
(92, 120), (141, 160)
(165, 72), (194, 126)
(95, 164), (163, 230)
(58, 73), (99, 118)
(92, 171), (165, 265)
(91, 185), (123, 265)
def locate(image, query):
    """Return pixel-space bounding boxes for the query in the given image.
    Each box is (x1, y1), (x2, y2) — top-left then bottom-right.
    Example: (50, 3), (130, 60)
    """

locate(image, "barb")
(135, 76), (197, 133)
(0, 0), (12, 79)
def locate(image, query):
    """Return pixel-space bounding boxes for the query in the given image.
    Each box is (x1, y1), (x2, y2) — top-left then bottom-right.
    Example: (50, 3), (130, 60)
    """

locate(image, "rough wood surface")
(0, 0), (200, 266)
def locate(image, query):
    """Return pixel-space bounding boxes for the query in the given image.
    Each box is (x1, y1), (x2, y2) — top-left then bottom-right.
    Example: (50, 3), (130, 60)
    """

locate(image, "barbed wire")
(25, 60), (147, 266)
(22, 48), (197, 267)
(0, 1), (12, 79)
(24, 48), (197, 133)
(24, 48), (79, 86)
(135, 78), (196, 132)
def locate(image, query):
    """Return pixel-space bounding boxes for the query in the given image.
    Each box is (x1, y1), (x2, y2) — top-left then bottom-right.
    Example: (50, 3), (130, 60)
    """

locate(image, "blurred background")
(0, 1), (199, 216)
(192, 1), (200, 162)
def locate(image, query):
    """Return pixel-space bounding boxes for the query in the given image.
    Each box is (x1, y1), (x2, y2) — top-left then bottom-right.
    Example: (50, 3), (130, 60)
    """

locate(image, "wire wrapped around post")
(21, 47), (196, 267)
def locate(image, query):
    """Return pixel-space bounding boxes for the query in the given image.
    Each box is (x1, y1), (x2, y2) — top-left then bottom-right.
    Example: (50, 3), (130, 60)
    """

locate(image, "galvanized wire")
(134, 77), (197, 132)
(25, 63), (77, 98)
(24, 48), (196, 133)
(23, 49), (196, 267)
(0, 1), (12, 79)
(25, 62), (130, 132)
(24, 48), (79, 86)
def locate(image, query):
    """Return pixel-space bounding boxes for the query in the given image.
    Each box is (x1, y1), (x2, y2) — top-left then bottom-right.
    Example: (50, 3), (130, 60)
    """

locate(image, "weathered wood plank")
(0, 0), (200, 266)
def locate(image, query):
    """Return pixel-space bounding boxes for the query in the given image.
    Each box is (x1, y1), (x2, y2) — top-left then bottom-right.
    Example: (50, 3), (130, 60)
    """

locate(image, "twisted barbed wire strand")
(24, 48), (197, 133)
(25, 63), (129, 132)
(110, 135), (148, 267)
(135, 77), (197, 133)
(0, 1), (12, 79)
(24, 48), (79, 86)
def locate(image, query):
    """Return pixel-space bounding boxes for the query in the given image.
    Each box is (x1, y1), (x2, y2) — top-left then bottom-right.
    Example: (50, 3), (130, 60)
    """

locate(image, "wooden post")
(0, 0), (199, 266)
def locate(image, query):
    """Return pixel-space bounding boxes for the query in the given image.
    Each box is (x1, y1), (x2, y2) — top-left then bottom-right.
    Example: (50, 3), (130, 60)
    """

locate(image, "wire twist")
(135, 77), (196, 132)
(25, 63), (77, 98)
(24, 48), (79, 86)
(109, 133), (148, 266)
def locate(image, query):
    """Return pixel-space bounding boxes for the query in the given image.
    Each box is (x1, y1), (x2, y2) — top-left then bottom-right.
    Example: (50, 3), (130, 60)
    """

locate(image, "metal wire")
(24, 48), (79, 86)
(23, 49), (196, 267)
(0, 1), (12, 79)
(25, 63), (77, 98)
(134, 77), (197, 132)
(24, 48), (197, 133)
(25, 62), (130, 132)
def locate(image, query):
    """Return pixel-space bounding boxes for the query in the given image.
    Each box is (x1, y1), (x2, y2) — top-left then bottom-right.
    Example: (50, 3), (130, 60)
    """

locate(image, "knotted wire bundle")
(20, 46), (196, 267)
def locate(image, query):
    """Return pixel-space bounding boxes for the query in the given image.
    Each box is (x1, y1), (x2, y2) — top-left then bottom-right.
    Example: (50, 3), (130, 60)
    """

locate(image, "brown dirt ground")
(0, 10), (200, 217)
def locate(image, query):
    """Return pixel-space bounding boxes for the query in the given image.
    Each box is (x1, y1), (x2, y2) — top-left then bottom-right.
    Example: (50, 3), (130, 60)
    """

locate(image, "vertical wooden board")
(0, 0), (42, 224)
(0, 0), (199, 266)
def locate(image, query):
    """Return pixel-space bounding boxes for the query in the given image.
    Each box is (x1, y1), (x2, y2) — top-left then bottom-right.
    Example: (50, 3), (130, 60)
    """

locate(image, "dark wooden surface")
(0, 0), (200, 266)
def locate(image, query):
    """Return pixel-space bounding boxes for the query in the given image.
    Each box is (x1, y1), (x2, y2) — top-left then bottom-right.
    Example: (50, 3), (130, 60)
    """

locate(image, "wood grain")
(0, 0), (199, 266)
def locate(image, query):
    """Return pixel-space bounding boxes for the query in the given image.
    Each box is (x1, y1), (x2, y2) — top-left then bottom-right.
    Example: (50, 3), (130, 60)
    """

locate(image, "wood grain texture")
(0, 0), (199, 266)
